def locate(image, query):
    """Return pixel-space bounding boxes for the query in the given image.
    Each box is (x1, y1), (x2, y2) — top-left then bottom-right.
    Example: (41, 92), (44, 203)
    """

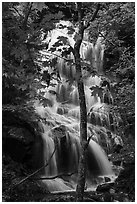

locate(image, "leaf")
(74, 33), (81, 42)
(56, 36), (68, 45)
(57, 24), (67, 29)
(52, 41), (63, 48)
(42, 70), (51, 86)
(29, 90), (36, 98)
(32, 2), (46, 12)
(19, 84), (28, 91)
(11, 46), (28, 60)
(67, 26), (75, 35)
(50, 58), (58, 67)
(49, 47), (57, 52)
(42, 61), (50, 67)
(61, 48), (72, 57)
(66, 59), (74, 66)
(48, 82), (56, 87)
(90, 85), (104, 98)
(40, 98), (53, 107)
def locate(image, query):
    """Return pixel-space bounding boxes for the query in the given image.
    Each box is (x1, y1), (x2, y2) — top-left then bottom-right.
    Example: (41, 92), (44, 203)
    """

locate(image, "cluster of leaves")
(77, 2), (135, 146)
(3, 2), (135, 134)
(2, 2), (63, 105)
(88, 3), (135, 138)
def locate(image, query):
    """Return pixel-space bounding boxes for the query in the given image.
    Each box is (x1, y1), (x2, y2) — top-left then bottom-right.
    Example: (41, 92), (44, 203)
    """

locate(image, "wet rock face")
(96, 182), (114, 192)
(3, 127), (35, 164)
(87, 104), (123, 154)
(3, 104), (114, 193)
(2, 105), (44, 168)
(115, 160), (135, 198)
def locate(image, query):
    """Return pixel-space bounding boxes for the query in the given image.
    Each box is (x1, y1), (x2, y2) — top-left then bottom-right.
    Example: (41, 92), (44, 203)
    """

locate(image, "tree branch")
(98, 31), (115, 47)
(74, 3), (85, 52)
(85, 135), (93, 149)
(26, 43), (38, 70)
(12, 145), (57, 189)
(43, 50), (75, 65)
(33, 172), (77, 180)
(87, 135), (92, 144)
(12, 6), (22, 17)
(84, 3), (100, 29)
(23, 2), (33, 29)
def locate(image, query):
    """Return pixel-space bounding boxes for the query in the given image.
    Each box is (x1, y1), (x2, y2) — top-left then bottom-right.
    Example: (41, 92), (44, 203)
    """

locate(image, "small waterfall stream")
(36, 119), (114, 192)
(34, 79), (116, 192)
(33, 21), (121, 192)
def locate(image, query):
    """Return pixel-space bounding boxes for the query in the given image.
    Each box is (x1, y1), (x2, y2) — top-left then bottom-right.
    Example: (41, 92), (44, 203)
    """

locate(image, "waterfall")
(32, 21), (122, 192)
(34, 101), (114, 192)
(34, 117), (114, 192)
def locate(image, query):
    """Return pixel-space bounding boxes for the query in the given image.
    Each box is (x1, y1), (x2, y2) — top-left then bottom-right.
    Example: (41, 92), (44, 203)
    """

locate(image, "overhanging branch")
(33, 172), (77, 180)
(84, 3), (100, 29)
(98, 31), (115, 47)
(23, 2), (33, 29)
(12, 145), (57, 189)
(43, 49), (75, 65)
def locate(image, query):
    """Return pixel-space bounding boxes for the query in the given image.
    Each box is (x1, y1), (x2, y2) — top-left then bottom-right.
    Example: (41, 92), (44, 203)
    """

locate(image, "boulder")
(96, 182), (114, 192)
(2, 105), (44, 169)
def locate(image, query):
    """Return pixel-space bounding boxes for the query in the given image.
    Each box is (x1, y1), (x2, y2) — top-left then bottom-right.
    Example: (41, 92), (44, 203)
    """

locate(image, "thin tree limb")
(87, 135), (92, 145)
(12, 145), (57, 189)
(84, 135), (94, 149)
(84, 3), (100, 29)
(26, 43), (38, 70)
(42, 50), (75, 65)
(33, 172), (77, 180)
(23, 2), (33, 29)
(12, 6), (22, 17)
(98, 31), (115, 47)
(74, 3), (85, 51)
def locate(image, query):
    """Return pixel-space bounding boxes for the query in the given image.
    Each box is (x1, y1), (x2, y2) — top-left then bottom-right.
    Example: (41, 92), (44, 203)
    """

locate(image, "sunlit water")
(33, 21), (120, 192)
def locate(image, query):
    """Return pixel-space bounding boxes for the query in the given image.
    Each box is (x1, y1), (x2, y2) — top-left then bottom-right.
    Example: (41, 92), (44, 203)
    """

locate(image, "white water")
(33, 21), (121, 192)
(34, 105), (114, 192)
(39, 121), (114, 192)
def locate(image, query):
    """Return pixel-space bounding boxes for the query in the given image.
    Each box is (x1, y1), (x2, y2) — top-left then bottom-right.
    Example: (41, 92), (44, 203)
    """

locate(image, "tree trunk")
(74, 35), (88, 201)
(73, 3), (100, 201)
(73, 3), (88, 201)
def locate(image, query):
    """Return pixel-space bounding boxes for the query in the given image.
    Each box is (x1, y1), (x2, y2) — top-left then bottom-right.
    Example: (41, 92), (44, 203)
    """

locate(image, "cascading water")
(34, 117), (114, 192)
(33, 21), (121, 192)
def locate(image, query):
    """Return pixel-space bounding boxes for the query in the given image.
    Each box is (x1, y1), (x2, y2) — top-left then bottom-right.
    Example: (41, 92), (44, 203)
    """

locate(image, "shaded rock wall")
(2, 105), (44, 170)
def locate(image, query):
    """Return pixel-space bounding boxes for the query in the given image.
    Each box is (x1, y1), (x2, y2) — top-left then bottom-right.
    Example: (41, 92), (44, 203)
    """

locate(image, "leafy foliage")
(90, 86), (104, 99)
(2, 2), (135, 202)
(2, 2), (63, 104)
(3, 1), (135, 134)
(87, 2), (135, 139)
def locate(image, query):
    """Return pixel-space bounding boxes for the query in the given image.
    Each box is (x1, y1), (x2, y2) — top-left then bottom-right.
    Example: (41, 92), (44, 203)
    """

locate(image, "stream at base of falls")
(33, 21), (122, 192)
(34, 103), (117, 192)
